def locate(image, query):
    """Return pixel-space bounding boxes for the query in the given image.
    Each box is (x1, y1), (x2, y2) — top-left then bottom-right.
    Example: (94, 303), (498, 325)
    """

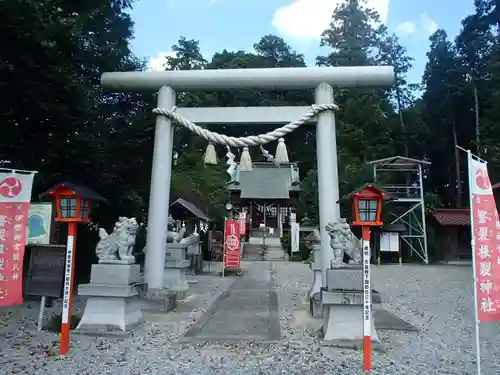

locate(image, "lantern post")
(42, 183), (107, 356)
(347, 183), (391, 373)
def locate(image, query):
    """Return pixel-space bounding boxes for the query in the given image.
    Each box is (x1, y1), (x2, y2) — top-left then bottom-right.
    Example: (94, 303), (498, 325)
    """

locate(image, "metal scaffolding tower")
(366, 156), (431, 264)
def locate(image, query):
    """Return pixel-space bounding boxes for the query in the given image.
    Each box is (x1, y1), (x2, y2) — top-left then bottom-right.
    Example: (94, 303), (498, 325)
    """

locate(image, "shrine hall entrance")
(227, 162), (301, 241)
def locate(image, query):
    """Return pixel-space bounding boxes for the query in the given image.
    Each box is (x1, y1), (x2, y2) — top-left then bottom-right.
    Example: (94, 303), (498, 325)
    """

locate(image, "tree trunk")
(473, 83), (480, 157)
(452, 118), (462, 207)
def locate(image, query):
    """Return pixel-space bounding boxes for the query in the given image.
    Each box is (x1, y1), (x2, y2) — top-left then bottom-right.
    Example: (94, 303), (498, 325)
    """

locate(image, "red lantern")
(39, 182), (106, 356)
(350, 184), (388, 227)
(47, 185), (92, 223)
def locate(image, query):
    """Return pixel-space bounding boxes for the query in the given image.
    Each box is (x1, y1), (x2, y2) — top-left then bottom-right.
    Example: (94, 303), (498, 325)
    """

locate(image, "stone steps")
(242, 243), (265, 260)
(242, 243), (285, 261)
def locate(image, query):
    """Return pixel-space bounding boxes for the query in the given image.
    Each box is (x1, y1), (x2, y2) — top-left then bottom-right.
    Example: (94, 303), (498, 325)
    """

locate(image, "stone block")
(321, 290), (382, 306)
(310, 260), (321, 271)
(322, 290), (364, 305)
(165, 245), (187, 263)
(186, 242), (201, 255)
(78, 283), (138, 298)
(326, 266), (367, 291)
(98, 259), (135, 265)
(138, 287), (177, 312)
(165, 260), (191, 269)
(319, 290), (383, 351)
(164, 268), (189, 300)
(90, 264), (141, 285)
(74, 296), (143, 335)
(319, 303), (382, 350)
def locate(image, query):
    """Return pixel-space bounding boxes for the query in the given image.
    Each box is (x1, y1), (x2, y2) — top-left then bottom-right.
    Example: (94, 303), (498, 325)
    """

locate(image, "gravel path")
(1, 261), (499, 374)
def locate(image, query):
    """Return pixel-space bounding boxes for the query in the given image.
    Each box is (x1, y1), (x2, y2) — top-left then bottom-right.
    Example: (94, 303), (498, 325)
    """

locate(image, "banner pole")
(362, 226), (372, 372)
(222, 217), (226, 278)
(60, 222), (77, 356)
(467, 150), (482, 375)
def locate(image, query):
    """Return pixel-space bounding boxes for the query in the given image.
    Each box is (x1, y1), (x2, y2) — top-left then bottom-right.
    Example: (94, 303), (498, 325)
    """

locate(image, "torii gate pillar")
(101, 66), (394, 293)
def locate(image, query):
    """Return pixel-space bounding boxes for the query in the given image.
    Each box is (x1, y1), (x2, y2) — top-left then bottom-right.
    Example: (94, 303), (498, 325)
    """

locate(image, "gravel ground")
(1, 261), (499, 375)
(274, 262), (500, 375)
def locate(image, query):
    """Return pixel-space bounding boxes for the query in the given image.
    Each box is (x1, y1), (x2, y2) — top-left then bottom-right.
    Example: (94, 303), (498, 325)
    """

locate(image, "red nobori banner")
(469, 157), (500, 322)
(224, 218), (241, 269)
(238, 212), (246, 236)
(0, 171), (35, 307)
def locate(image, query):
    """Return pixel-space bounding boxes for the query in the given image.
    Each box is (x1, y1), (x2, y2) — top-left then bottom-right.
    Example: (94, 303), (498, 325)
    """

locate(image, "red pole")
(60, 222), (77, 356)
(362, 225), (372, 372)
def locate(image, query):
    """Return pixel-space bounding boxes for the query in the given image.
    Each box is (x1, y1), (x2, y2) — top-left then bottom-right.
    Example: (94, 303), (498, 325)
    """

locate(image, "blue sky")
(129, 0), (475, 85)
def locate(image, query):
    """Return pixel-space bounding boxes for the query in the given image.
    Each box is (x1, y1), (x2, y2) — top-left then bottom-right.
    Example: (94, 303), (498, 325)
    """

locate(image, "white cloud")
(397, 13), (438, 37)
(271, 0), (390, 39)
(148, 51), (176, 71)
(397, 21), (416, 35)
(420, 13), (438, 35)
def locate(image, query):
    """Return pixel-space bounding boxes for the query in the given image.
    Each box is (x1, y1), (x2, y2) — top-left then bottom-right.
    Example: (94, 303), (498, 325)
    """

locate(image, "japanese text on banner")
(363, 241), (371, 324)
(239, 212), (246, 237)
(224, 219), (241, 269)
(0, 172), (35, 307)
(469, 158), (500, 322)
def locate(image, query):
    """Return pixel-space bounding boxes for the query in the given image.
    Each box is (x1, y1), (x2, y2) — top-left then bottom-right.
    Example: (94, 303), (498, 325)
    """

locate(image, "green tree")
(315, 0), (402, 199)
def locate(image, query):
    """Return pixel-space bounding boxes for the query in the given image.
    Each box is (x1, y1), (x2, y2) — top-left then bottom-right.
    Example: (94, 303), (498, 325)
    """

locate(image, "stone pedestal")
(164, 243), (190, 299)
(138, 286), (177, 312)
(186, 241), (203, 275)
(320, 267), (382, 350)
(309, 244), (322, 318)
(75, 264), (143, 335)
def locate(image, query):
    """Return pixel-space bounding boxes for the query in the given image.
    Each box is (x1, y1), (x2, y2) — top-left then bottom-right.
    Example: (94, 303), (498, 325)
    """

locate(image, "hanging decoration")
(260, 145), (275, 162)
(239, 147), (252, 172)
(226, 146), (237, 178)
(274, 138), (289, 165)
(199, 221), (208, 233)
(203, 142), (218, 165)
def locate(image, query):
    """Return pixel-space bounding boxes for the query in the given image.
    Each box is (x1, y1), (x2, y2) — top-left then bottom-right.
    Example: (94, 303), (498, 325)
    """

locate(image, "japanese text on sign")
(224, 218), (241, 269)
(239, 212), (246, 236)
(0, 172), (35, 307)
(0, 204), (30, 306)
(470, 158), (500, 322)
(61, 235), (75, 324)
(362, 242), (371, 324)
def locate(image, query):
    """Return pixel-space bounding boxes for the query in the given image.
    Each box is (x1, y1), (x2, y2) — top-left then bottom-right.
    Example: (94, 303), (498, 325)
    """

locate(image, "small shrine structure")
(227, 162), (301, 238)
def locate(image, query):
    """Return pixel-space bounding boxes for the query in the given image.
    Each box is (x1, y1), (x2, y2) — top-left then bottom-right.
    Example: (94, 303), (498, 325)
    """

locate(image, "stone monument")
(75, 217), (143, 335)
(320, 219), (382, 349)
(163, 230), (194, 299)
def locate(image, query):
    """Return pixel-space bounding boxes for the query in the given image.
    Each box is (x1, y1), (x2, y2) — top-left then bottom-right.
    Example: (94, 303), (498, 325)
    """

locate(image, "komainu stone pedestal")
(138, 286), (177, 312)
(320, 267), (382, 350)
(186, 240), (203, 275)
(308, 244), (322, 318)
(164, 243), (191, 300)
(75, 264), (143, 335)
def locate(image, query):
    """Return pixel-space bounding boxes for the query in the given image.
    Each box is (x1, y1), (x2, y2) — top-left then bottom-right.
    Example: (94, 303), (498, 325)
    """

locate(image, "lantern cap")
(39, 182), (108, 203)
(338, 183), (394, 203)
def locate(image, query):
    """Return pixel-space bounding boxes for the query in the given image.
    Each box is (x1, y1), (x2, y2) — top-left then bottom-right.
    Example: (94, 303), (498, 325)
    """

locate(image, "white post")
(144, 86), (175, 290)
(466, 150), (482, 375)
(418, 163), (429, 264)
(315, 83), (340, 286)
(37, 296), (46, 332)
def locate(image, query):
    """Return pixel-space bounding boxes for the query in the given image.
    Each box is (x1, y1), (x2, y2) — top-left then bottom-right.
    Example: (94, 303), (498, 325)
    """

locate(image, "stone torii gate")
(101, 66), (394, 296)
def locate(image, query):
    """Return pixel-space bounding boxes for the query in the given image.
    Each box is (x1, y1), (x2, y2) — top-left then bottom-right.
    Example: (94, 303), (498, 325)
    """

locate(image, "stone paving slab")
(181, 266), (280, 343)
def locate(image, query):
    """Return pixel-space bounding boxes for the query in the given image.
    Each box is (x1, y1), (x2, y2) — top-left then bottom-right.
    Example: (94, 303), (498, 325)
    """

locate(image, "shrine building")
(227, 162), (301, 238)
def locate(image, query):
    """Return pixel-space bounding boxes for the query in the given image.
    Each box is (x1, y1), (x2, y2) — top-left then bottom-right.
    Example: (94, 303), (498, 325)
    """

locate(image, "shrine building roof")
(428, 208), (470, 227)
(227, 162), (301, 200)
